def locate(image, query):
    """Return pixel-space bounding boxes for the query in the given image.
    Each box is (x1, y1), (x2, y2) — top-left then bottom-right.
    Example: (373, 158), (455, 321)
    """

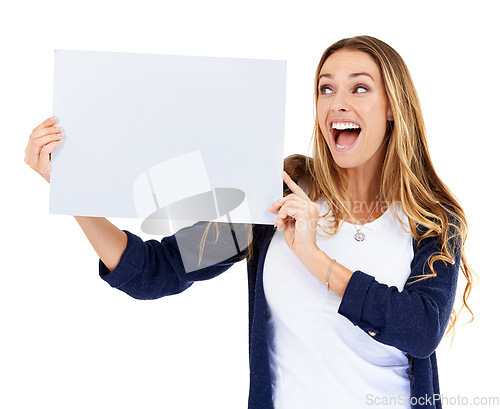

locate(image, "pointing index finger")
(283, 171), (308, 199)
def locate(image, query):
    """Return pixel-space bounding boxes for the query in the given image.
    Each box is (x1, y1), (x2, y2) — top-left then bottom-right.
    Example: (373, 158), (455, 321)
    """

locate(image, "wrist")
(298, 248), (332, 280)
(298, 248), (353, 297)
(295, 244), (323, 265)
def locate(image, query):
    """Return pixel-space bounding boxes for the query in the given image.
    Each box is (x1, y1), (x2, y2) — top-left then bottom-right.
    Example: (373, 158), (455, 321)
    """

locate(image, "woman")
(25, 36), (473, 409)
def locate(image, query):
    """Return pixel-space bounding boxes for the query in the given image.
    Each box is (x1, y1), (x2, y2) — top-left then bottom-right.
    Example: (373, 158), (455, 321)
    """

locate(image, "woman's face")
(317, 49), (393, 170)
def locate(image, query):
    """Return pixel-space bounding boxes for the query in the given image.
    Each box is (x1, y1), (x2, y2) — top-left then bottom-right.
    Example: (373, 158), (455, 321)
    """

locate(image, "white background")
(1, 0), (498, 408)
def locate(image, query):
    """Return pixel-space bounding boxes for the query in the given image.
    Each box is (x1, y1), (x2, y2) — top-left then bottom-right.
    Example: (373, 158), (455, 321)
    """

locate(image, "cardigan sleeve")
(99, 221), (251, 300)
(337, 230), (461, 359)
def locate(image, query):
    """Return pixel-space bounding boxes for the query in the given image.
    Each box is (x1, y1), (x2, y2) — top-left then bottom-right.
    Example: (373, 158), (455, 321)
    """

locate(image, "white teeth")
(336, 143), (349, 149)
(331, 122), (360, 130)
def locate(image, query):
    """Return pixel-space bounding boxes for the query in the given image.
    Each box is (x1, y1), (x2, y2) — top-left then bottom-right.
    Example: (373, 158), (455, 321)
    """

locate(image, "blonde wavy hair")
(284, 35), (474, 339)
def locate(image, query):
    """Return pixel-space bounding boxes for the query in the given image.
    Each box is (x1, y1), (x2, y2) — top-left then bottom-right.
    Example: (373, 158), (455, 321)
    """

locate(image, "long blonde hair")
(285, 35), (474, 339)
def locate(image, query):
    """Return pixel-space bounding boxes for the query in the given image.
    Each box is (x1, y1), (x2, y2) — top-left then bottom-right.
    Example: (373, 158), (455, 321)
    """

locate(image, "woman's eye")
(319, 85), (334, 94)
(354, 85), (368, 94)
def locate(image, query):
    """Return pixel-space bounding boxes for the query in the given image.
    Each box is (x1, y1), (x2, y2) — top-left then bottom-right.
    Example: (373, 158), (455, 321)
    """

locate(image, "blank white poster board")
(50, 50), (286, 233)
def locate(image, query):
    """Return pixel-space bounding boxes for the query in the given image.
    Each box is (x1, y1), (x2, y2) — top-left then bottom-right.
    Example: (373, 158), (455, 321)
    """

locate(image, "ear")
(387, 106), (394, 121)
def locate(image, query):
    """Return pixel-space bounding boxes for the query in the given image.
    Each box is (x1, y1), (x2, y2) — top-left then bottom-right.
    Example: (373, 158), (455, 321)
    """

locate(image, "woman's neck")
(345, 161), (385, 223)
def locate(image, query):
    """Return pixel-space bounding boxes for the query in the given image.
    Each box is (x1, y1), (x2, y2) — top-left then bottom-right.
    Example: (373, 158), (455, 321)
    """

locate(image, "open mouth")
(331, 122), (362, 150)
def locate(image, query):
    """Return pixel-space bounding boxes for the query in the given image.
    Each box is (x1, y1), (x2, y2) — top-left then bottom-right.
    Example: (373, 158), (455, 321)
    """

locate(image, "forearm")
(336, 234), (461, 358)
(74, 216), (127, 272)
(98, 222), (249, 300)
(299, 248), (353, 297)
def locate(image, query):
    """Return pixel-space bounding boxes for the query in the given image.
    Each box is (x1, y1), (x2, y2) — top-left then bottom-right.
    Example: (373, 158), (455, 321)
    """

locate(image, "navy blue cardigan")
(99, 221), (460, 409)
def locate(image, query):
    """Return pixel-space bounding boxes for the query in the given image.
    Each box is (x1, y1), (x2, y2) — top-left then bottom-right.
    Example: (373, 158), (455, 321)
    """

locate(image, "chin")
(327, 146), (362, 169)
(327, 138), (387, 172)
(332, 157), (363, 169)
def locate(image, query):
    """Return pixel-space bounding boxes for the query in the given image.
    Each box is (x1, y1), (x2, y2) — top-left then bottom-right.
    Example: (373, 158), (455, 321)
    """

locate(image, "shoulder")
(407, 207), (462, 285)
(413, 205), (462, 251)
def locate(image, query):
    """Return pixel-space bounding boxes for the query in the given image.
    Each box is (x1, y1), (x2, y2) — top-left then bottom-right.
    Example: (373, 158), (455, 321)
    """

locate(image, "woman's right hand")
(24, 116), (64, 183)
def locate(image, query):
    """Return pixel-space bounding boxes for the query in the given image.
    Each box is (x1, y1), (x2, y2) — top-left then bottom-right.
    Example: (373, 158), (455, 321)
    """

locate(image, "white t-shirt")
(263, 201), (413, 409)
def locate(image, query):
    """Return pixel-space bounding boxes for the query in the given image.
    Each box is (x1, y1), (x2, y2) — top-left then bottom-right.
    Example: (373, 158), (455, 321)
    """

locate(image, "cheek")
(364, 103), (389, 136)
(316, 104), (327, 121)
(316, 106), (330, 138)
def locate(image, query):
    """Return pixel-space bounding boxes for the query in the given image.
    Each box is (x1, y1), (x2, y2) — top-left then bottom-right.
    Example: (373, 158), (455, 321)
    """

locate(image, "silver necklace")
(347, 198), (381, 242)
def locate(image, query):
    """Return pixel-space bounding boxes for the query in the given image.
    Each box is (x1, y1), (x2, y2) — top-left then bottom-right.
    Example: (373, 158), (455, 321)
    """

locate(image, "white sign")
(50, 50), (286, 231)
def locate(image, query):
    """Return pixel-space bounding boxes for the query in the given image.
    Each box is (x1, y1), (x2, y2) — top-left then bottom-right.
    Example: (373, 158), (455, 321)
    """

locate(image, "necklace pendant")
(354, 231), (365, 242)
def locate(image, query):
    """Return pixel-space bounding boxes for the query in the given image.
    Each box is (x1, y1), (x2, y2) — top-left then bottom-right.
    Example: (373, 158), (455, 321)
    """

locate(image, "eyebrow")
(319, 72), (374, 81)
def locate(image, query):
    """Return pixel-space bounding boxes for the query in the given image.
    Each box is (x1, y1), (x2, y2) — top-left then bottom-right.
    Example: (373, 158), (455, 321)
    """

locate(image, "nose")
(329, 91), (350, 112)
